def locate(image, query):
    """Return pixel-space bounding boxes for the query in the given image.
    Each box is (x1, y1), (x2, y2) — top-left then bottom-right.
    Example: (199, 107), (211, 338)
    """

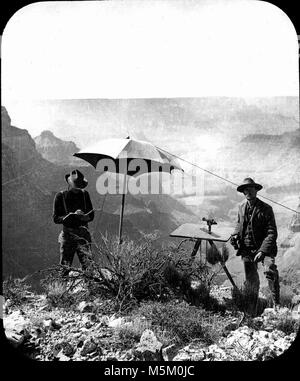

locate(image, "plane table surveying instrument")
(170, 218), (238, 290)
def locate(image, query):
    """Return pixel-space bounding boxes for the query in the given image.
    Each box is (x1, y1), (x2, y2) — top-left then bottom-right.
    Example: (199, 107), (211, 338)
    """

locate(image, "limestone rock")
(98, 315), (110, 327)
(162, 344), (179, 361)
(81, 315), (96, 329)
(172, 343), (206, 361)
(42, 318), (61, 331)
(80, 339), (99, 356)
(53, 341), (75, 357)
(134, 329), (163, 361)
(205, 344), (227, 361)
(108, 317), (125, 328)
(55, 350), (72, 361)
(77, 301), (94, 313)
(3, 310), (30, 347)
(173, 352), (193, 361)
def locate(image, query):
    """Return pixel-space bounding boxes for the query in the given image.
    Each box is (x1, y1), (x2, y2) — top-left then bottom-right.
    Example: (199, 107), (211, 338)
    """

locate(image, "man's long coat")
(232, 198), (278, 257)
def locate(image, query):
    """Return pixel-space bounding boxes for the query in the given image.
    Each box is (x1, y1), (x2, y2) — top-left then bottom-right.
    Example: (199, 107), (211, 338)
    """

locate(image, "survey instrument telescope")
(202, 217), (217, 234)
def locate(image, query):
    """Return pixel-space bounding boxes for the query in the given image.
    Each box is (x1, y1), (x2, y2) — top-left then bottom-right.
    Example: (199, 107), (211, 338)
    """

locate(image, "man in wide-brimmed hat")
(230, 177), (280, 314)
(53, 169), (94, 273)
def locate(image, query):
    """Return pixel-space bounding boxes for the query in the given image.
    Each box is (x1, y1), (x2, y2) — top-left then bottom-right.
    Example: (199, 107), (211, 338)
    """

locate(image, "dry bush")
(3, 276), (32, 307)
(41, 278), (76, 308)
(117, 317), (151, 349)
(279, 285), (297, 308)
(135, 300), (225, 345)
(273, 313), (300, 335)
(280, 268), (300, 292)
(39, 235), (173, 312)
(230, 285), (260, 316)
(94, 235), (175, 311)
(261, 284), (296, 309)
(38, 234), (224, 313)
(163, 244), (224, 311)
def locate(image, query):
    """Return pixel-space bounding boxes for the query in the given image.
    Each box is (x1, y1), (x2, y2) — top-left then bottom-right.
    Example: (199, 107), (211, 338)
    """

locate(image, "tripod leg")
(191, 239), (201, 261)
(207, 239), (238, 290)
(221, 262), (238, 289)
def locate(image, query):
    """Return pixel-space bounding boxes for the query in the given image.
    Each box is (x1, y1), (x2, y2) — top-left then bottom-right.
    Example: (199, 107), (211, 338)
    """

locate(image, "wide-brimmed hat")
(237, 177), (263, 193)
(65, 169), (88, 189)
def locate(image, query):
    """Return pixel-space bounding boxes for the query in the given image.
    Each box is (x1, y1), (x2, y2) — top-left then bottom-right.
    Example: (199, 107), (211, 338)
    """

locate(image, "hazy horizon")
(4, 96), (299, 149)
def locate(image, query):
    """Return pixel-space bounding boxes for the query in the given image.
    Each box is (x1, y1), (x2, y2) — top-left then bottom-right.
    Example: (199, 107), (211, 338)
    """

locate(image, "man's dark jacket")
(232, 198), (278, 257)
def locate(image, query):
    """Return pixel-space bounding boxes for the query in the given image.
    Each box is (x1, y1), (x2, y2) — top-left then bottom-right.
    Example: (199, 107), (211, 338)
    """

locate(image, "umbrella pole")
(118, 172), (127, 245)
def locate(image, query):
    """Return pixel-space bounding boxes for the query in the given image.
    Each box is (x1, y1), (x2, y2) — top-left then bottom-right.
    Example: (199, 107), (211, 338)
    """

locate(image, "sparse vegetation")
(42, 279), (76, 308)
(273, 313), (300, 335)
(117, 317), (151, 349)
(3, 276), (32, 307)
(279, 285), (295, 308)
(133, 300), (226, 345)
(37, 234), (224, 313)
(4, 233), (299, 362)
(230, 285), (262, 316)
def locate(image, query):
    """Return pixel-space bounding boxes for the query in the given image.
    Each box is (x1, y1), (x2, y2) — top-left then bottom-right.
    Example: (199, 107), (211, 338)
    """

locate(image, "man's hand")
(62, 212), (76, 221)
(79, 214), (90, 222)
(254, 251), (265, 263)
(75, 209), (89, 221)
(75, 209), (84, 215)
(230, 234), (239, 249)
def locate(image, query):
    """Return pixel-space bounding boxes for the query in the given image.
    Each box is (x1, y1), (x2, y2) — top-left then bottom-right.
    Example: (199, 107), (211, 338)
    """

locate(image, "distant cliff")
(198, 129), (300, 192)
(2, 106), (43, 168)
(2, 107), (63, 277)
(34, 130), (85, 166)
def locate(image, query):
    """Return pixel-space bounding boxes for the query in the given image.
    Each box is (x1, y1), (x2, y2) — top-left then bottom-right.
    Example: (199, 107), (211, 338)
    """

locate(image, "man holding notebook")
(53, 169), (95, 272)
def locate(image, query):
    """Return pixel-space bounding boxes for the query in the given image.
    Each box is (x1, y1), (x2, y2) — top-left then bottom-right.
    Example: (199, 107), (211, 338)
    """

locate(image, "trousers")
(58, 226), (92, 272)
(242, 254), (280, 310)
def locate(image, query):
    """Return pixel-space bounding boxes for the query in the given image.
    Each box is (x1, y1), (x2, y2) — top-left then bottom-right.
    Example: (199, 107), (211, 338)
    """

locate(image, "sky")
(1, 0), (299, 207)
(1, 0), (299, 147)
(2, 0), (298, 103)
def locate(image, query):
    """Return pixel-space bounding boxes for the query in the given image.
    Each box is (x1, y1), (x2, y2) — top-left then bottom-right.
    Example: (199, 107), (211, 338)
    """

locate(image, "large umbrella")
(74, 136), (182, 244)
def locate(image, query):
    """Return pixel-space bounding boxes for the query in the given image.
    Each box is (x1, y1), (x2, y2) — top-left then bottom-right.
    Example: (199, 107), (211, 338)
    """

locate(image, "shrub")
(95, 235), (174, 311)
(38, 236), (173, 312)
(230, 285), (260, 316)
(279, 285), (296, 308)
(274, 315), (300, 335)
(117, 317), (151, 349)
(38, 235), (224, 313)
(162, 244), (224, 311)
(261, 284), (296, 309)
(279, 269), (300, 291)
(3, 276), (32, 307)
(41, 278), (76, 308)
(92, 235), (222, 312)
(135, 300), (225, 345)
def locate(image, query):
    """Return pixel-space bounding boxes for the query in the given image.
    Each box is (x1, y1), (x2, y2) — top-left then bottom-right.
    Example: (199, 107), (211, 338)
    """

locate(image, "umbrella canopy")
(73, 136), (183, 244)
(74, 136), (182, 176)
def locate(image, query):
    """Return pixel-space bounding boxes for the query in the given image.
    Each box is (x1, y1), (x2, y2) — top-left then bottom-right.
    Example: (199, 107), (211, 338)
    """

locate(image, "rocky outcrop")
(173, 326), (296, 361)
(279, 233), (300, 278)
(2, 108), (63, 279)
(3, 310), (31, 348)
(133, 329), (163, 361)
(34, 130), (84, 166)
(2, 106), (43, 168)
(289, 198), (300, 233)
(214, 129), (300, 190)
(3, 294), (298, 361)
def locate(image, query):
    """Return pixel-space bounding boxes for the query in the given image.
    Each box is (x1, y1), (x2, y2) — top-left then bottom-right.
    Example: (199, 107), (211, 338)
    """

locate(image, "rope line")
(156, 145), (300, 215)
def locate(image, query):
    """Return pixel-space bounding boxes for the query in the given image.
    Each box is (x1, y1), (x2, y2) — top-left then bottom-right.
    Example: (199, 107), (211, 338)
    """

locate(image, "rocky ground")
(3, 287), (300, 362)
